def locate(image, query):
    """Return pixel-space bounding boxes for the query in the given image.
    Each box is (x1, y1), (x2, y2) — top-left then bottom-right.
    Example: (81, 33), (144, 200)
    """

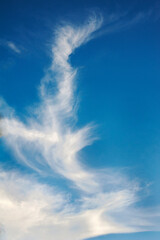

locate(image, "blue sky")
(0, 0), (160, 239)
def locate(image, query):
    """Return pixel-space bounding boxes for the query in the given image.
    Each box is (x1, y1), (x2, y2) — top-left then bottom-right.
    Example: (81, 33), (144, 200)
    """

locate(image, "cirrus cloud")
(0, 15), (159, 240)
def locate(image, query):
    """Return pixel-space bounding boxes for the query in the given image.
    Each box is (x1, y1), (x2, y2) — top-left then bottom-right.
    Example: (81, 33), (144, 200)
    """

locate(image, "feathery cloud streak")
(6, 41), (21, 53)
(0, 16), (159, 240)
(0, 169), (142, 240)
(1, 16), (103, 192)
(0, 40), (21, 54)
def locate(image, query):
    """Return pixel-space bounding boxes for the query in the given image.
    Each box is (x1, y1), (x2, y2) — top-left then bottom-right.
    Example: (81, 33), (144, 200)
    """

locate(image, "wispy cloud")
(0, 40), (21, 54)
(6, 41), (21, 53)
(1, 15), (103, 193)
(0, 15), (159, 240)
(94, 9), (153, 38)
(0, 168), (159, 240)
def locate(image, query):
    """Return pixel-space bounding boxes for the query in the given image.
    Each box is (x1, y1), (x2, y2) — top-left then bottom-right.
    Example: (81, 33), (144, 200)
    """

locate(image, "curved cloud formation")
(1, 16), (103, 193)
(0, 16), (159, 240)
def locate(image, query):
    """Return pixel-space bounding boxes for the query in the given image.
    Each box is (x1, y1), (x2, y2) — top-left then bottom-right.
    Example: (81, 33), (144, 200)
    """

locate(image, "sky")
(0, 0), (160, 239)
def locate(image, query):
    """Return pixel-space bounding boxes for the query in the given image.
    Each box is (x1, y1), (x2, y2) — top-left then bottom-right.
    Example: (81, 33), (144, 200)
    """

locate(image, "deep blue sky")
(0, 0), (160, 239)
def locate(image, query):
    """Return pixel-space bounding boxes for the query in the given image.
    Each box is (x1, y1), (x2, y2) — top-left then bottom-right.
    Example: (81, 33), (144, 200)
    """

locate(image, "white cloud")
(0, 15), (159, 240)
(0, 169), (153, 240)
(1, 15), (103, 193)
(6, 41), (21, 53)
(0, 169), (159, 240)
